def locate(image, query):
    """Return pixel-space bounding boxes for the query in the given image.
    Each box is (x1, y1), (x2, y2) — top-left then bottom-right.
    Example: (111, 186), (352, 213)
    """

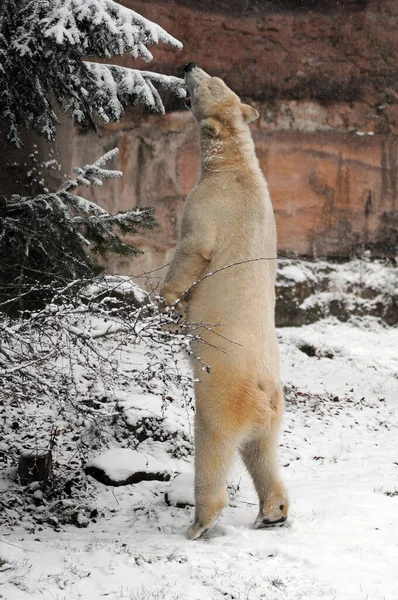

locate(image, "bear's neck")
(199, 128), (259, 174)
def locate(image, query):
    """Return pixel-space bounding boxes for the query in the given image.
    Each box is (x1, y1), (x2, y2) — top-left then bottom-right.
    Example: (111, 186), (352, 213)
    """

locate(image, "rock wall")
(73, 0), (398, 276)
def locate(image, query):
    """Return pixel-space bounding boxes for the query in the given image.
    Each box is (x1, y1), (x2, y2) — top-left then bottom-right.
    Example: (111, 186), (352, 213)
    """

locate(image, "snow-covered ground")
(1, 317), (398, 600)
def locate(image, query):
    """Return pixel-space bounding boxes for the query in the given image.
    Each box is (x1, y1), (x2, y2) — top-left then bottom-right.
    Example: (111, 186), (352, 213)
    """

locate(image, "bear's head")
(184, 63), (259, 140)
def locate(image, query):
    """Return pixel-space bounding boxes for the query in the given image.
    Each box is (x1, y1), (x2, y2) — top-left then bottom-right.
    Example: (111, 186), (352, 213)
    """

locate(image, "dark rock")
(164, 492), (192, 509)
(85, 465), (171, 487)
(84, 449), (172, 487)
(164, 473), (194, 508)
(298, 343), (317, 357)
(72, 512), (90, 528)
(18, 451), (52, 486)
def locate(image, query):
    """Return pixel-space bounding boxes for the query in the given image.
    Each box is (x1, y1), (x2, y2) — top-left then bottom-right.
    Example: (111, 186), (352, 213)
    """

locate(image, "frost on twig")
(0, 276), (193, 407)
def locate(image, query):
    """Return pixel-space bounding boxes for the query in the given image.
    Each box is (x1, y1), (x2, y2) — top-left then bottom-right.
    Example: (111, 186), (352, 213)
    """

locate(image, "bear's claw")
(253, 515), (287, 529)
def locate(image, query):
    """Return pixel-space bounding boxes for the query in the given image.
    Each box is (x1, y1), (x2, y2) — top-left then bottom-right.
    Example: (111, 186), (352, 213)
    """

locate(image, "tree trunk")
(0, 109), (73, 197)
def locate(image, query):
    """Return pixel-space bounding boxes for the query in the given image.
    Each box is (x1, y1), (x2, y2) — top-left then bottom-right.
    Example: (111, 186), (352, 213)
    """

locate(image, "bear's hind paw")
(186, 521), (210, 540)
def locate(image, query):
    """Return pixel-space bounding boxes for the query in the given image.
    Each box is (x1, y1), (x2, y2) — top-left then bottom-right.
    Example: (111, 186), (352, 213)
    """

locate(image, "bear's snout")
(184, 63), (198, 73)
(184, 62), (197, 73)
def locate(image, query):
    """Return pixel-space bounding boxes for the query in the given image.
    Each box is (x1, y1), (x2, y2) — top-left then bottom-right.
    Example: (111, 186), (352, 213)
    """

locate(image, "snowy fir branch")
(0, 149), (157, 313)
(0, 0), (185, 146)
(82, 62), (186, 121)
(62, 148), (123, 193)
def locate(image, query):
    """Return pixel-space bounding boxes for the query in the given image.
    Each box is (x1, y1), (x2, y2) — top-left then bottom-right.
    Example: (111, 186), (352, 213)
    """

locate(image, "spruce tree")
(0, 0), (185, 313)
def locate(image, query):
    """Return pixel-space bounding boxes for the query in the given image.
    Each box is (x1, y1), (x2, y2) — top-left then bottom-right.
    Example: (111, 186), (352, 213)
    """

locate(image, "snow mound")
(165, 472), (194, 507)
(84, 275), (149, 304)
(85, 448), (171, 486)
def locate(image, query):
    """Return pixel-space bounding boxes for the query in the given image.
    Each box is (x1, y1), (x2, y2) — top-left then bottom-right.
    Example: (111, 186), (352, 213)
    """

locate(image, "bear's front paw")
(172, 299), (188, 321)
(157, 294), (188, 334)
(158, 291), (188, 321)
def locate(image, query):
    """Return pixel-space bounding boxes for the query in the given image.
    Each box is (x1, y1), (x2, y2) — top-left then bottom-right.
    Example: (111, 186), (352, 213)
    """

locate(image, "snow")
(276, 257), (398, 325)
(41, 0), (183, 55)
(1, 316), (398, 599)
(86, 448), (169, 484)
(166, 472), (195, 507)
(278, 263), (308, 284)
(278, 257), (398, 296)
(83, 274), (149, 304)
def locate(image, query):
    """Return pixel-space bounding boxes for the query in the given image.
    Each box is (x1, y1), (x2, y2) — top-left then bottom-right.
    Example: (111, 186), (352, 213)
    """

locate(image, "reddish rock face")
(257, 130), (398, 257)
(74, 113), (397, 276)
(124, 0), (398, 111)
(73, 0), (398, 275)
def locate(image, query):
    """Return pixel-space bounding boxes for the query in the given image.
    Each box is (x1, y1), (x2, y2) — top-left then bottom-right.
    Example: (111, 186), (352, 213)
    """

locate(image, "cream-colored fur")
(160, 66), (288, 539)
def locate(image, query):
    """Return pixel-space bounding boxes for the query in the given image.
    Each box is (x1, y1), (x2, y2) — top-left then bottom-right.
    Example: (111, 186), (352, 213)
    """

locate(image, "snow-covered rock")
(85, 448), (172, 486)
(164, 472), (194, 508)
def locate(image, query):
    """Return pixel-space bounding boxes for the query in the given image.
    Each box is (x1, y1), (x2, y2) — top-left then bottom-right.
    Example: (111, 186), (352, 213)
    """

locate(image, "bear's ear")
(200, 117), (221, 137)
(241, 104), (259, 123)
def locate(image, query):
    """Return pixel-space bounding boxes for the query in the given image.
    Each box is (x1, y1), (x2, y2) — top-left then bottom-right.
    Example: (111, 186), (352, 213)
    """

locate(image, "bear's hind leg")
(187, 412), (237, 540)
(240, 418), (288, 529)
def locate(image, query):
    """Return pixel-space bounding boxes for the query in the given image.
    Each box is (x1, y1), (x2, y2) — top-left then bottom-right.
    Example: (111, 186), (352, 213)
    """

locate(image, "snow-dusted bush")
(0, 277), (194, 410)
(0, 276), (196, 513)
(0, 0), (185, 147)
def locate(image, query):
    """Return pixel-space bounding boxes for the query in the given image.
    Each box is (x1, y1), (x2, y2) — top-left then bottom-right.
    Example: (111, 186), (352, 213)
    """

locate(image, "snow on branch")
(56, 148), (158, 252)
(63, 147), (122, 193)
(0, 275), (197, 426)
(0, 148), (157, 311)
(0, 0), (185, 145)
(83, 62), (186, 119)
(39, 0), (183, 59)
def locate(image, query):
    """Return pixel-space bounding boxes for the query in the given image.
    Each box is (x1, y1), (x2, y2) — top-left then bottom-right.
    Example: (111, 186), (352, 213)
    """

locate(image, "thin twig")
(175, 256), (277, 303)
(0, 538), (35, 553)
(1, 348), (57, 375)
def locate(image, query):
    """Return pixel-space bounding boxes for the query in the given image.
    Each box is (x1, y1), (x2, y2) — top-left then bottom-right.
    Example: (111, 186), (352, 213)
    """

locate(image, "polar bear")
(160, 63), (288, 540)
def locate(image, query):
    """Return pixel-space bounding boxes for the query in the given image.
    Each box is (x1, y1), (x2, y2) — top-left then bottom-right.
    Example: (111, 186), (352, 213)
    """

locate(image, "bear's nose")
(184, 62), (197, 73)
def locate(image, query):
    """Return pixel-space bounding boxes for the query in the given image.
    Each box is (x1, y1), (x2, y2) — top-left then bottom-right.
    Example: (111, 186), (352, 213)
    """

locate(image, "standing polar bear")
(161, 63), (288, 540)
